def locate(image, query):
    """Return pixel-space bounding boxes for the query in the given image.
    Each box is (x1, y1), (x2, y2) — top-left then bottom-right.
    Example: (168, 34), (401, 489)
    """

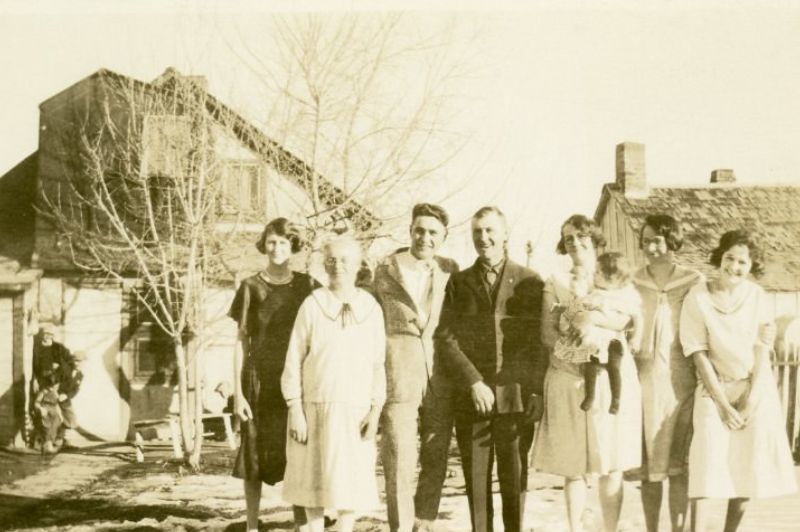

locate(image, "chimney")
(710, 169), (736, 184)
(615, 142), (647, 197)
(152, 68), (208, 92)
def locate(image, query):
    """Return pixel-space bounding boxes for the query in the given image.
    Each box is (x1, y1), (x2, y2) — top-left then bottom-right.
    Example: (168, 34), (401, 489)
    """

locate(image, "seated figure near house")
(33, 368), (63, 454)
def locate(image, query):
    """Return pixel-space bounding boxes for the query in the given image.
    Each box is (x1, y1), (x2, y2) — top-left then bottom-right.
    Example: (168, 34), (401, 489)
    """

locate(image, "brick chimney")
(615, 142), (647, 197)
(711, 169), (736, 184)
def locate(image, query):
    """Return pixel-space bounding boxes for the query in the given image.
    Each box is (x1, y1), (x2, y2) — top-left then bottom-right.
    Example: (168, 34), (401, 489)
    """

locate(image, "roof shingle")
(601, 183), (800, 291)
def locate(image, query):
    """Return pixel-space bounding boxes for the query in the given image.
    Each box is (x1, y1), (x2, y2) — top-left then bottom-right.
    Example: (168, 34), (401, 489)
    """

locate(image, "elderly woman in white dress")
(533, 214), (642, 532)
(281, 235), (386, 532)
(680, 230), (796, 532)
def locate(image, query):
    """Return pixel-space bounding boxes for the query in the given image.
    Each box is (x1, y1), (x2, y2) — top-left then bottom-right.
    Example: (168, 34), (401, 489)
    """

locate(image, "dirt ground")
(1, 441), (798, 531)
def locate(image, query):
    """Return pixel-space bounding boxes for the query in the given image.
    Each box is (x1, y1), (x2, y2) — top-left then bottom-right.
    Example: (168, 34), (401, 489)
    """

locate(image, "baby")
(553, 252), (642, 414)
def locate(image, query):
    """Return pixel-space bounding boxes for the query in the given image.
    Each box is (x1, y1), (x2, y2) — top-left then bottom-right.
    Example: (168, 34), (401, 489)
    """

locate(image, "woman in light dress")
(680, 229), (796, 531)
(630, 214), (703, 532)
(533, 214), (642, 532)
(281, 235), (386, 532)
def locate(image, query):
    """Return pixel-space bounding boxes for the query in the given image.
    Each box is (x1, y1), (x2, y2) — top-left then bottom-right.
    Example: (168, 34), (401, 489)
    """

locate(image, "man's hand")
(471, 381), (495, 415)
(288, 403), (308, 444)
(234, 394), (253, 422)
(58, 393), (68, 402)
(525, 393), (544, 423)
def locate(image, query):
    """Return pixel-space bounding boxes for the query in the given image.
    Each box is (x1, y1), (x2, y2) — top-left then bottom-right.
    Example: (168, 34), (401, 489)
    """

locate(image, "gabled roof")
(595, 183), (800, 291)
(41, 67), (377, 232)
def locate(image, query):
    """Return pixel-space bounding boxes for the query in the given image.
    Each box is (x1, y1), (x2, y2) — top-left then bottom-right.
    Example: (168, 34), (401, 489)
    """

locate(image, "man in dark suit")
(434, 206), (546, 532)
(371, 203), (459, 532)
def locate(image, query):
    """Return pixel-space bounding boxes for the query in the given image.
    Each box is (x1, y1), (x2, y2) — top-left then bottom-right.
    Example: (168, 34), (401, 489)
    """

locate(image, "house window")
(132, 323), (173, 380)
(123, 287), (175, 382)
(220, 161), (264, 214)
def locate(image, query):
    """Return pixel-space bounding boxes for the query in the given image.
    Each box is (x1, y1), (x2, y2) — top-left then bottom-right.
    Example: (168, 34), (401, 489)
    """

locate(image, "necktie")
(485, 268), (497, 289)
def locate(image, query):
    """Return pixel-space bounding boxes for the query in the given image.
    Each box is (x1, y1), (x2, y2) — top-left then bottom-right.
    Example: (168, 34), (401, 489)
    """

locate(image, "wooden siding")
(599, 197), (645, 267)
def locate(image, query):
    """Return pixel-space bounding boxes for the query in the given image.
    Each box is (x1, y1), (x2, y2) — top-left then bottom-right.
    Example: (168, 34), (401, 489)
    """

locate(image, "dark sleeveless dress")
(228, 271), (315, 484)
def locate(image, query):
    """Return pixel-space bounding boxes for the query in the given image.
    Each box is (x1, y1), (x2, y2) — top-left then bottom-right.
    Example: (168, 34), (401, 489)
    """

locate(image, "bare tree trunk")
(174, 340), (193, 461)
(189, 332), (204, 469)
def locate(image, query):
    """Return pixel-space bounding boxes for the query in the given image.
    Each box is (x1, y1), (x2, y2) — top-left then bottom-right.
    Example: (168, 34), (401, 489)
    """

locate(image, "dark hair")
(556, 214), (606, 254)
(639, 214), (683, 251)
(255, 217), (303, 254)
(596, 251), (633, 285)
(709, 229), (765, 278)
(411, 203), (449, 228)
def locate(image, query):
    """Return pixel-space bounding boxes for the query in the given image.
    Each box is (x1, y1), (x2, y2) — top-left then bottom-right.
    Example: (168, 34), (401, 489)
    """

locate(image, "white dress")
(680, 280), (796, 499)
(281, 287), (386, 511)
(532, 270), (642, 477)
(630, 265), (702, 482)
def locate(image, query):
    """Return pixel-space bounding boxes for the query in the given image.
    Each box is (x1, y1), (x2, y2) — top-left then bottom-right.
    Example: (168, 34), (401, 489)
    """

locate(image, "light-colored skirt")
(629, 348), (696, 482)
(283, 402), (379, 511)
(688, 377), (797, 499)
(533, 354), (642, 477)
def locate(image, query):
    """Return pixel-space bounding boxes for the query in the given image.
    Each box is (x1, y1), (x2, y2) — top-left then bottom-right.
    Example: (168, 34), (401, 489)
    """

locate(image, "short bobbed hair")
(639, 214), (683, 251)
(412, 203), (449, 229)
(709, 229), (765, 278)
(556, 214), (606, 255)
(255, 217), (303, 254)
(596, 251), (633, 285)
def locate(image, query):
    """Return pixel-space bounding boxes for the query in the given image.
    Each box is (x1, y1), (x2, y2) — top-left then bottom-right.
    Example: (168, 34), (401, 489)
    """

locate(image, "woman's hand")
(234, 394), (253, 422)
(717, 400), (746, 431)
(758, 322), (777, 347)
(735, 382), (759, 426)
(571, 311), (593, 334)
(288, 403), (308, 444)
(359, 406), (381, 441)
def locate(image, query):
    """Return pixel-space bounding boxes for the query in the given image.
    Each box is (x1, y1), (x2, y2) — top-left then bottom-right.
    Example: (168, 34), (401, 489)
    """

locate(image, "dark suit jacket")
(371, 251), (459, 404)
(434, 258), (546, 414)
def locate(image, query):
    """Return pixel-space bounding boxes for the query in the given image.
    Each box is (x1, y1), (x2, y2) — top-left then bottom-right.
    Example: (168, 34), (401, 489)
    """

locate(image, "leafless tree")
(37, 70), (242, 468)
(36, 15), (473, 467)
(231, 13), (472, 247)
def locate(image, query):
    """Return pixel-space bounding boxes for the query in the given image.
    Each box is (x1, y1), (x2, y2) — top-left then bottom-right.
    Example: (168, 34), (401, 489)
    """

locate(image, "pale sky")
(1, 0), (799, 271)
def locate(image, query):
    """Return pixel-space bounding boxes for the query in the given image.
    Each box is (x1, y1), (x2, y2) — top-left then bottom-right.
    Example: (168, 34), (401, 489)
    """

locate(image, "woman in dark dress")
(229, 218), (315, 532)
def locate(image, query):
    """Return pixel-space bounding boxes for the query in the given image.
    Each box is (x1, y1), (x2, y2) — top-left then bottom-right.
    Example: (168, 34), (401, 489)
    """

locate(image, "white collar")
(311, 287), (379, 324)
(397, 250), (434, 273)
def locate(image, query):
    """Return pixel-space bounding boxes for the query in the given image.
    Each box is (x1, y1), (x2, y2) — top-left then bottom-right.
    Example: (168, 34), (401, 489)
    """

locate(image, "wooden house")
(0, 68), (374, 446)
(595, 142), (800, 319)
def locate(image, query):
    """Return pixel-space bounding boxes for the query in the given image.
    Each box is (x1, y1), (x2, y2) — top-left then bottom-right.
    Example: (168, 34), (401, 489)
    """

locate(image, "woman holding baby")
(533, 214), (642, 532)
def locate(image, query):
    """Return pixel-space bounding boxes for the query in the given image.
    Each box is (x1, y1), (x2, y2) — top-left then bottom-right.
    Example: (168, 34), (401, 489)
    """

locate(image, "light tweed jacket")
(370, 251), (459, 405)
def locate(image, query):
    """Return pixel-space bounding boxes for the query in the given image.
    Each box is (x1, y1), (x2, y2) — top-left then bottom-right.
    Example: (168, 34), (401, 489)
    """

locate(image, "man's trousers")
(380, 387), (454, 532)
(453, 412), (534, 532)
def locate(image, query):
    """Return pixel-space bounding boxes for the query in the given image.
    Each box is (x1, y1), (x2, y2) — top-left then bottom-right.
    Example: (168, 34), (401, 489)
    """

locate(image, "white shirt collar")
(311, 287), (379, 324)
(397, 250), (434, 273)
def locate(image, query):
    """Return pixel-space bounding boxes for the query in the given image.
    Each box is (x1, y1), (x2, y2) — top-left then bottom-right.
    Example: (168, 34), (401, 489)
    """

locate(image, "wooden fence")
(772, 315), (800, 460)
